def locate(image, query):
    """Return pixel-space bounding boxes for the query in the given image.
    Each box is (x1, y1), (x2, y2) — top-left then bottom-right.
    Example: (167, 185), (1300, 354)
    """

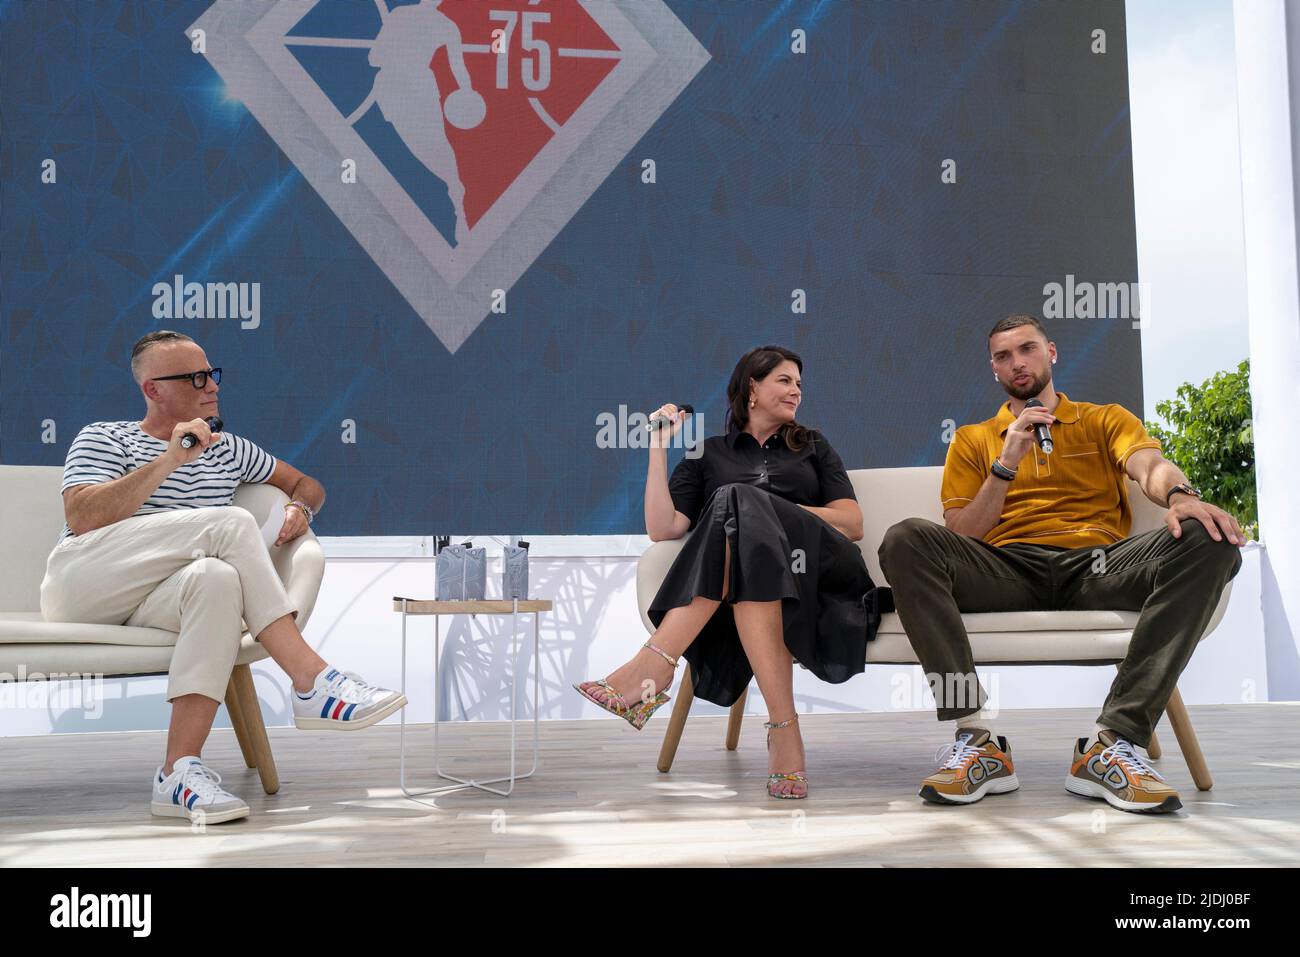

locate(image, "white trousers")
(40, 507), (298, 702)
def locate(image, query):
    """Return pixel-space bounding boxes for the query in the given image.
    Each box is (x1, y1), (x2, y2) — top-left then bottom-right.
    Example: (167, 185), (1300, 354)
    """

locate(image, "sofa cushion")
(865, 629), (1141, 665)
(0, 612), (178, 647)
(875, 609), (1141, 634)
(0, 472), (324, 664)
(0, 636), (270, 681)
(0, 465), (66, 612)
(638, 538), (1147, 636)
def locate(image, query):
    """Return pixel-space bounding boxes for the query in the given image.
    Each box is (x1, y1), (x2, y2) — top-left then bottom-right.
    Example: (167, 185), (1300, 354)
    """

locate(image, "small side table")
(392, 597), (552, 798)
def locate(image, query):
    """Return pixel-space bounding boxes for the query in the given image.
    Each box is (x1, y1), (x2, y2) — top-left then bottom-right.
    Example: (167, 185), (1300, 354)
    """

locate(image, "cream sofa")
(0, 465), (326, 793)
(637, 466), (1233, 789)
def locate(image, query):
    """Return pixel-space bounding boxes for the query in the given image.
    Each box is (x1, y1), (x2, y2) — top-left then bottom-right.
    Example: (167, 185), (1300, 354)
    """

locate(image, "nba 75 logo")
(189, 0), (709, 352)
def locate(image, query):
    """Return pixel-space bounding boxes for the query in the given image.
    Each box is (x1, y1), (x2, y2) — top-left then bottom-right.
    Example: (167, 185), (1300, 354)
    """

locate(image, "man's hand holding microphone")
(165, 416), (223, 468)
(998, 402), (1056, 472)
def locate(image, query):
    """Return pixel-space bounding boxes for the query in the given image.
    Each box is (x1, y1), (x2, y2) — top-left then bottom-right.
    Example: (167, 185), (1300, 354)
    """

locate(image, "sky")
(1126, 0), (1251, 421)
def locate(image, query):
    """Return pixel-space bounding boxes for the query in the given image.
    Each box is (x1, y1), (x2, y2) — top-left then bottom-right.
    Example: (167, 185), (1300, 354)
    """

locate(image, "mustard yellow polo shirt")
(940, 393), (1162, 549)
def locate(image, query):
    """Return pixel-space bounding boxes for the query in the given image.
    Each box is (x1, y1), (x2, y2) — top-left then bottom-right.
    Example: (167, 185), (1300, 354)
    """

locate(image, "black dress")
(647, 424), (888, 707)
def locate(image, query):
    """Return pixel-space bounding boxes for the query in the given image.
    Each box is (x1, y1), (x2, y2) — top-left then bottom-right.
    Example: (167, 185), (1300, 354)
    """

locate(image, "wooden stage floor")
(2, 704), (1297, 867)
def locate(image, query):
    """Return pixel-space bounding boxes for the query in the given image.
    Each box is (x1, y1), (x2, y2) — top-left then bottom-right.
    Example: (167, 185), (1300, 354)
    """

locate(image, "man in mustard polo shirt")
(879, 314), (1244, 813)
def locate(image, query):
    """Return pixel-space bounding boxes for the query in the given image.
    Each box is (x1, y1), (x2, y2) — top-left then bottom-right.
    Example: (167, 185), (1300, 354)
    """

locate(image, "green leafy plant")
(1145, 358), (1256, 538)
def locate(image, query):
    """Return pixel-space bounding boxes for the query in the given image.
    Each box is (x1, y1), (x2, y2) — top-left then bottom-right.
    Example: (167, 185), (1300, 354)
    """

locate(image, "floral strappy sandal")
(765, 715), (808, 799)
(573, 640), (679, 731)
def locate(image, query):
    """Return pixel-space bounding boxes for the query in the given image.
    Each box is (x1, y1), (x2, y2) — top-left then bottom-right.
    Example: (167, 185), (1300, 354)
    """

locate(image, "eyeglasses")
(151, 368), (222, 389)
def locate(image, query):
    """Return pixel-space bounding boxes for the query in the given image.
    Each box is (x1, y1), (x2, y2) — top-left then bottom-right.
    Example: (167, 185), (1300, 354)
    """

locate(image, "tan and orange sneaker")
(1065, 731), (1182, 814)
(918, 728), (1020, 805)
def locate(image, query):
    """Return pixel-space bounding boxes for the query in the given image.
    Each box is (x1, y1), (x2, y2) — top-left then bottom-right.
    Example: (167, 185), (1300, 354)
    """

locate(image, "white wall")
(0, 546), (1266, 736)
(1232, 0), (1300, 700)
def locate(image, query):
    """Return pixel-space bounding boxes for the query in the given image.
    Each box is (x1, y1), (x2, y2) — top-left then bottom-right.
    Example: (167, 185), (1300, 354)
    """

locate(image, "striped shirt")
(58, 420), (277, 543)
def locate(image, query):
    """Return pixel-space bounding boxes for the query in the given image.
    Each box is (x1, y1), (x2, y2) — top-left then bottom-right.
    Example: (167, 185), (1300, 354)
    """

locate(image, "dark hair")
(131, 330), (194, 380)
(988, 313), (1050, 343)
(724, 345), (812, 452)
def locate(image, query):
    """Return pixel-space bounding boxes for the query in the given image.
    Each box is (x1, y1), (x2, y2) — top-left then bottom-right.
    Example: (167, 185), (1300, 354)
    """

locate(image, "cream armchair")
(0, 465), (326, 794)
(637, 467), (1233, 790)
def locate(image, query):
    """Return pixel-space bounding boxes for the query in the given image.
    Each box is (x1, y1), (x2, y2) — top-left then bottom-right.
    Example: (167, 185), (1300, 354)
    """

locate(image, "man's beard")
(1001, 369), (1052, 401)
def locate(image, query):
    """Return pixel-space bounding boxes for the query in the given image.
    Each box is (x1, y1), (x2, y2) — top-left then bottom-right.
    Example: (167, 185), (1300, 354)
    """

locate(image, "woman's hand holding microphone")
(648, 403), (688, 450)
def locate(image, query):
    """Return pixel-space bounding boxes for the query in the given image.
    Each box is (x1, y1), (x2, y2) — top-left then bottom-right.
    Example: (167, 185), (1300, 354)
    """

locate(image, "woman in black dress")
(575, 345), (883, 799)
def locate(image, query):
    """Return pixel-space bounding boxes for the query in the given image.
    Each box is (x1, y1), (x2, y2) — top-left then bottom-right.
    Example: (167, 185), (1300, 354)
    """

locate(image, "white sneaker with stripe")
(151, 756), (250, 824)
(292, 666), (407, 731)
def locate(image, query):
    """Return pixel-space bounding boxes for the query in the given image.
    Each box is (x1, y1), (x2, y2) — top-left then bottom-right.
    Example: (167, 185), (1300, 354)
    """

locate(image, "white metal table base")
(398, 598), (541, 798)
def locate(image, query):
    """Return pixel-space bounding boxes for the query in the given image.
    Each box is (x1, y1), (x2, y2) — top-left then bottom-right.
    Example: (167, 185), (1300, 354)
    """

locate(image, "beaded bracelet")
(990, 457), (1018, 481)
(287, 500), (314, 524)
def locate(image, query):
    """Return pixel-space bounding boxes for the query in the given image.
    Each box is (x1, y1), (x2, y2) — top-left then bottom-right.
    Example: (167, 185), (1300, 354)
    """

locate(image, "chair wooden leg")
(224, 673), (257, 769)
(725, 687), (747, 751)
(230, 664), (280, 794)
(657, 662), (695, 773)
(1165, 686), (1212, 791)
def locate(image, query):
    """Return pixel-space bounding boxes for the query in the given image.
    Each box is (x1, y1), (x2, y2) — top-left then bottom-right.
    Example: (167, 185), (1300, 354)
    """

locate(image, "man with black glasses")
(41, 331), (406, 824)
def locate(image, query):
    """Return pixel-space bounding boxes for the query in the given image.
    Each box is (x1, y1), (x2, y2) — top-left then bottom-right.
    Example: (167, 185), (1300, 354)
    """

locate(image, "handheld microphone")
(646, 404), (694, 432)
(181, 416), (223, 450)
(1024, 399), (1053, 454)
